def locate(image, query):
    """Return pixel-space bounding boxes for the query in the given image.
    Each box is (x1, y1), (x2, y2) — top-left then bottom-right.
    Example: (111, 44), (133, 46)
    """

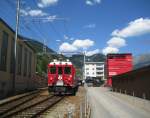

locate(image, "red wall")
(106, 53), (133, 86)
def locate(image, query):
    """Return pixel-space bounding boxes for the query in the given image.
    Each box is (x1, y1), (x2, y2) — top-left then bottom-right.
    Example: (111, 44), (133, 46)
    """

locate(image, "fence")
(112, 65), (150, 100)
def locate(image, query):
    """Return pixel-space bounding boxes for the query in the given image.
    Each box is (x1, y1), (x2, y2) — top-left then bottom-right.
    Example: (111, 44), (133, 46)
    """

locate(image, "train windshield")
(58, 67), (63, 75)
(64, 67), (71, 74)
(50, 66), (56, 74)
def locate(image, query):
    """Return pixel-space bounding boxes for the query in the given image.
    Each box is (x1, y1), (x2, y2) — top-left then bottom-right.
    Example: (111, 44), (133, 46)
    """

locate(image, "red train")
(106, 53), (133, 86)
(47, 59), (78, 95)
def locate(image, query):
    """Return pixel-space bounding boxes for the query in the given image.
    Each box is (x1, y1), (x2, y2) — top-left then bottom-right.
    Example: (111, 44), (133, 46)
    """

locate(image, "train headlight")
(50, 77), (53, 81)
(68, 77), (71, 81)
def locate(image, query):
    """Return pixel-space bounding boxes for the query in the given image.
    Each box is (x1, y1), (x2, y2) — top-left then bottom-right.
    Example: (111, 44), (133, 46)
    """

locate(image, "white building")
(84, 62), (105, 81)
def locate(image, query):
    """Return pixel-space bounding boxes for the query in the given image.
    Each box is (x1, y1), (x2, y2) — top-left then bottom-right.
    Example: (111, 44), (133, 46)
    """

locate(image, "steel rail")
(1, 96), (63, 118)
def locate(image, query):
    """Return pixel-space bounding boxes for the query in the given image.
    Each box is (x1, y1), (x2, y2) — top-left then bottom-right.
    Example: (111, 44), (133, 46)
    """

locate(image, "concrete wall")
(0, 20), (37, 99)
(112, 66), (150, 100)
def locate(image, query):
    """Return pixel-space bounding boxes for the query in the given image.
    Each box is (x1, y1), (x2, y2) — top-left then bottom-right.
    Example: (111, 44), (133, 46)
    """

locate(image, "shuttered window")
(0, 31), (8, 71)
(24, 48), (27, 76)
(17, 44), (22, 75)
(28, 51), (32, 77)
(10, 38), (15, 73)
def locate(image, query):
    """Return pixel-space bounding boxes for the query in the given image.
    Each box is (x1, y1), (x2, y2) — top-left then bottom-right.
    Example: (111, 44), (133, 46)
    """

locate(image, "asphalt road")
(87, 87), (150, 118)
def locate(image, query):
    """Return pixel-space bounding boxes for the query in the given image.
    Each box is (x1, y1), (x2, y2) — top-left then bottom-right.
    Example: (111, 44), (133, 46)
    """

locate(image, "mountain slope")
(24, 39), (55, 54)
(134, 53), (150, 69)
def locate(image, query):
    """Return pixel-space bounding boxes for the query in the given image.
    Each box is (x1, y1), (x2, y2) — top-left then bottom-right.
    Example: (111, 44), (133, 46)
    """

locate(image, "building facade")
(84, 62), (105, 81)
(0, 18), (37, 99)
(106, 53), (133, 86)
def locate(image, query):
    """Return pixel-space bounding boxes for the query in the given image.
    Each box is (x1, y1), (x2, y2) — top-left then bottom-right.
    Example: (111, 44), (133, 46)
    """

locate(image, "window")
(17, 44), (22, 75)
(96, 63), (103, 66)
(86, 68), (89, 70)
(97, 72), (103, 75)
(50, 66), (56, 74)
(64, 67), (71, 74)
(58, 67), (62, 75)
(86, 72), (89, 75)
(96, 68), (103, 70)
(28, 52), (32, 77)
(10, 38), (15, 73)
(24, 48), (27, 76)
(0, 31), (8, 71)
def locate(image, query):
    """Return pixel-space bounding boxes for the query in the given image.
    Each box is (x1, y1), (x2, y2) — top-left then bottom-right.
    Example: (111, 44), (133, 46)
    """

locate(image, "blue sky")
(0, 0), (150, 56)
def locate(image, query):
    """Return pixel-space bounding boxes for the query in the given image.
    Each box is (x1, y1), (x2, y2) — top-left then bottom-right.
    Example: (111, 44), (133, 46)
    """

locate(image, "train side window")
(50, 66), (56, 74)
(58, 67), (62, 75)
(64, 67), (71, 74)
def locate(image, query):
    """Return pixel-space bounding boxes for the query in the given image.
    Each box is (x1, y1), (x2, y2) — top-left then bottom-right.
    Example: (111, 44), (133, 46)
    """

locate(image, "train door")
(56, 66), (64, 86)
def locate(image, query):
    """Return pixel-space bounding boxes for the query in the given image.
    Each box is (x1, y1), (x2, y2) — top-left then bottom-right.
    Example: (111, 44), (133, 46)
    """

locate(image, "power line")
(5, 0), (16, 13)
(48, 22), (63, 40)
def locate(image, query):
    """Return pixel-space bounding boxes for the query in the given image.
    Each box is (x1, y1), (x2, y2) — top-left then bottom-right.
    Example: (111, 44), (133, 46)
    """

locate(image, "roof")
(0, 18), (36, 52)
(0, 18), (15, 34)
(107, 53), (132, 56)
(112, 65), (150, 79)
(85, 62), (104, 64)
(49, 61), (72, 65)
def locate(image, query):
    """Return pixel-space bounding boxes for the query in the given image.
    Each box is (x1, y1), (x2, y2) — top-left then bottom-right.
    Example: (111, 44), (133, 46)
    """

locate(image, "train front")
(47, 59), (78, 95)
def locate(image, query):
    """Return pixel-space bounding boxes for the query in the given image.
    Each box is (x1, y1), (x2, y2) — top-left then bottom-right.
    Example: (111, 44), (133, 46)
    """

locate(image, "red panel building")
(106, 53), (133, 86)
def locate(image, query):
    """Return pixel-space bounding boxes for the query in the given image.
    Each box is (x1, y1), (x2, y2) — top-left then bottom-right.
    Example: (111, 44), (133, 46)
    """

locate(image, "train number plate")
(56, 80), (63, 86)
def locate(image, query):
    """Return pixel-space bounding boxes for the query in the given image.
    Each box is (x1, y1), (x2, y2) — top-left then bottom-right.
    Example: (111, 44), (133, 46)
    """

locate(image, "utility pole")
(83, 51), (86, 81)
(43, 39), (46, 54)
(13, 0), (20, 93)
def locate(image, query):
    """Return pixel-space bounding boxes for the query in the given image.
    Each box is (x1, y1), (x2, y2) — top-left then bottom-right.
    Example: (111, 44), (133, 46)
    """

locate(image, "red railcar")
(106, 53), (133, 86)
(47, 59), (78, 95)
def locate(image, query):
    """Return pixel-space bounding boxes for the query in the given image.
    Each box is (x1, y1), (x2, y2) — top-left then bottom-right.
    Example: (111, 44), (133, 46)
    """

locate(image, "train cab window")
(58, 67), (63, 75)
(50, 66), (56, 74)
(64, 67), (71, 74)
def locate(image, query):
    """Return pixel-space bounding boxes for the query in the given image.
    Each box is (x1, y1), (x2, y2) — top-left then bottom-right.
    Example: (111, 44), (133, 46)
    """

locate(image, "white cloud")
(86, 49), (100, 56)
(20, 9), (47, 17)
(102, 18), (150, 55)
(86, 0), (101, 6)
(112, 18), (150, 38)
(20, 9), (58, 22)
(56, 40), (61, 42)
(102, 37), (126, 55)
(102, 47), (119, 55)
(59, 39), (95, 53)
(64, 35), (74, 41)
(20, 9), (28, 16)
(107, 37), (126, 48)
(38, 0), (58, 8)
(59, 42), (77, 52)
(28, 9), (47, 16)
(43, 15), (57, 22)
(73, 39), (94, 49)
(70, 37), (74, 41)
(86, 0), (93, 5)
(84, 24), (96, 28)
(64, 35), (69, 40)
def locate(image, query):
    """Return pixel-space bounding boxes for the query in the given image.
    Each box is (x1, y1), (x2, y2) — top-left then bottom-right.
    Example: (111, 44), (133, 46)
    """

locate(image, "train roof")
(48, 59), (73, 65)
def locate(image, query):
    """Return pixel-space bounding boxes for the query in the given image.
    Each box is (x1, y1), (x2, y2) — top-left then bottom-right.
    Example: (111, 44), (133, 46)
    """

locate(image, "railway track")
(0, 90), (64, 118)
(0, 91), (40, 116)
